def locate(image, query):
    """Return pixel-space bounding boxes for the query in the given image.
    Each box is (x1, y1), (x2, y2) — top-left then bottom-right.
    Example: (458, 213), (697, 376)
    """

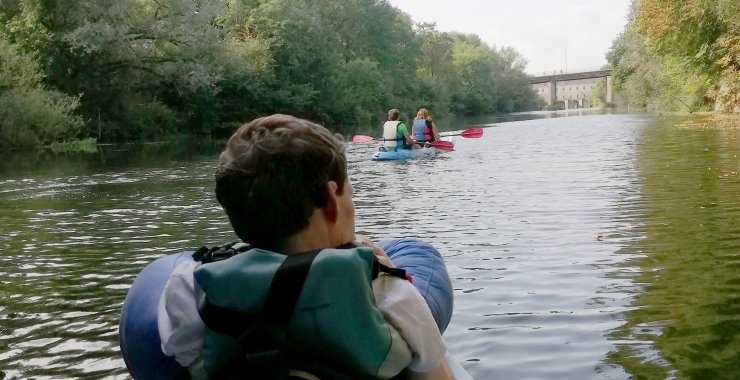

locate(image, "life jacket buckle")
(192, 241), (251, 263)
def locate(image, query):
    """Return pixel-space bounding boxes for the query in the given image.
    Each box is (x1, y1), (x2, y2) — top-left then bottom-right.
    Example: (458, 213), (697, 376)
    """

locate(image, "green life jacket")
(193, 245), (411, 379)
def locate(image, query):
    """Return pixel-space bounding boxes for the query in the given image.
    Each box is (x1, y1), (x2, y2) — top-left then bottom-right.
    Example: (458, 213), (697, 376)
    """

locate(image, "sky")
(387, 0), (632, 75)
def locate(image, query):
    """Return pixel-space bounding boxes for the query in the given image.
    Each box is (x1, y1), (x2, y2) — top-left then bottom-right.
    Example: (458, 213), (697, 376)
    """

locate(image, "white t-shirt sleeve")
(372, 275), (447, 373)
(157, 260), (205, 367)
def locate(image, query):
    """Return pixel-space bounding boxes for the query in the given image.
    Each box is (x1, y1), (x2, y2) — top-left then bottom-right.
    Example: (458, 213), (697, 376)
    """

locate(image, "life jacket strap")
(396, 123), (408, 151)
(334, 242), (411, 283)
(199, 250), (319, 333)
(372, 257), (412, 283)
(265, 250), (321, 326)
(200, 250), (320, 379)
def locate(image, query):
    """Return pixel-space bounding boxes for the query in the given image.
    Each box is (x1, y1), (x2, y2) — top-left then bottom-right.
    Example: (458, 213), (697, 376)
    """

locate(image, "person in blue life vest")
(411, 108), (441, 147)
(382, 108), (418, 151)
(157, 114), (454, 380)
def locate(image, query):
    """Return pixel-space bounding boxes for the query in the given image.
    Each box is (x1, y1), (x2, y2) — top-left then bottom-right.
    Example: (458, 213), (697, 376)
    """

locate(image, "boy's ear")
(323, 181), (340, 223)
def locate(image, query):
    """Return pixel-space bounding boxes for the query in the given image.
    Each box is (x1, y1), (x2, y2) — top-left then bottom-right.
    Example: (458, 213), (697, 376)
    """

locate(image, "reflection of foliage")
(608, 0), (739, 113)
(0, 0), (542, 147)
(607, 345), (669, 379)
(49, 137), (98, 153)
(609, 116), (740, 379)
(0, 139), (224, 177)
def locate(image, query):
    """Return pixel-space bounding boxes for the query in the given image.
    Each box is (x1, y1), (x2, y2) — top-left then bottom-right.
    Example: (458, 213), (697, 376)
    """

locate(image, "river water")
(0, 112), (738, 379)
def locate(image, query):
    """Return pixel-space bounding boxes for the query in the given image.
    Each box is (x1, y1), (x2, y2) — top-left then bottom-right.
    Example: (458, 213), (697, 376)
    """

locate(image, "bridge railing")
(528, 69), (612, 84)
(528, 66), (606, 76)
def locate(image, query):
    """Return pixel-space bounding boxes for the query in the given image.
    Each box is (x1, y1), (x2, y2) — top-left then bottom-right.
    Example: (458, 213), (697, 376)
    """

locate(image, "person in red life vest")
(411, 108), (441, 147)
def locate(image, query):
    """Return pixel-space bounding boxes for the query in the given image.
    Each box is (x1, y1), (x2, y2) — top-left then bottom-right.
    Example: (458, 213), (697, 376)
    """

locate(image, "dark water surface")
(0, 113), (738, 379)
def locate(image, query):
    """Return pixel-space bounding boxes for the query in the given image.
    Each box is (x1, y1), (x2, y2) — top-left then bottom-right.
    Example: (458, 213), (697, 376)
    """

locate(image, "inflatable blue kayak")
(372, 146), (441, 161)
(119, 238), (471, 379)
(371, 137), (455, 161)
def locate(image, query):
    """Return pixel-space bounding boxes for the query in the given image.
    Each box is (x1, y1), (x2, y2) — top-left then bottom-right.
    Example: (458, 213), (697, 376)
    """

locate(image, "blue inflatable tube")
(376, 238), (453, 333)
(118, 238), (453, 379)
(118, 252), (193, 379)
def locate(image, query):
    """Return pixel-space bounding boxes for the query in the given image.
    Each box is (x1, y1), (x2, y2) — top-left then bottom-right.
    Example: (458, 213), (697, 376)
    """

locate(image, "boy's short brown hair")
(215, 114), (347, 250)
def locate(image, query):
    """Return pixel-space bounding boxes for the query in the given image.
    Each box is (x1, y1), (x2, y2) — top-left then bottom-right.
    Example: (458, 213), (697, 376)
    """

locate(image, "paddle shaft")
(352, 127), (482, 144)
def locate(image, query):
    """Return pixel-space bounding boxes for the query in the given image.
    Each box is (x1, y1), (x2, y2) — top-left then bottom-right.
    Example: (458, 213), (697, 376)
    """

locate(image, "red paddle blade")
(460, 127), (484, 138)
(430, 140), (454, 151)
(352, 135), (375, 143)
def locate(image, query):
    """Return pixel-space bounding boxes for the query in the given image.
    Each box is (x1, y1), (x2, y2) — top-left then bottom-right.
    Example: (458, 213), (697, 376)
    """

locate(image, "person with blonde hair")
(411, 108), (441, 147)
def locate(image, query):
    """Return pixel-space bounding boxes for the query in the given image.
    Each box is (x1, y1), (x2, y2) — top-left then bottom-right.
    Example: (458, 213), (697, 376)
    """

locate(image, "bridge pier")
(547, 81), (557, 106)
(606, 76), (614, 104)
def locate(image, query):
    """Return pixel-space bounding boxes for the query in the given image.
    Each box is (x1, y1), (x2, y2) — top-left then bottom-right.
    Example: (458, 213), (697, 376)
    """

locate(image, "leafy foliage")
(0, 0), (542, 147)
(608, 0), (739, 113)
(0, 30), (82, 147)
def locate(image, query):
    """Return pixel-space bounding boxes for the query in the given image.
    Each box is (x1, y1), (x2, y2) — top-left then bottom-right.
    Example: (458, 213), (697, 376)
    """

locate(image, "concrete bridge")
(529, 69), (613, 109)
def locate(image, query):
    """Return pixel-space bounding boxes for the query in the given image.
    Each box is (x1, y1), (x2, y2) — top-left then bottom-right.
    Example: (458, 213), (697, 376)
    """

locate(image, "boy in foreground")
(158, 114), (453, 379)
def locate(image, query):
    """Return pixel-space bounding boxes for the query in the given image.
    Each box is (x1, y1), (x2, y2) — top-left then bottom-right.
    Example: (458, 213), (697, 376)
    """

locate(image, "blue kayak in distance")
(372, 146), (441, 161)
(371, 137), (455, 161)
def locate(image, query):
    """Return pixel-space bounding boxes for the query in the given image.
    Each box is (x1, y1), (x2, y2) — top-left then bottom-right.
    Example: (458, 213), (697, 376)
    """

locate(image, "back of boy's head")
(215, 114), (347, 251)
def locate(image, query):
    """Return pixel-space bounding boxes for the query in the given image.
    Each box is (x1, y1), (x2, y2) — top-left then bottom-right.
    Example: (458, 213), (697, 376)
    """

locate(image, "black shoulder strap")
(264, 251), (320, 326)
(200, 251), (321, 380)
(199, 250), (320, 336)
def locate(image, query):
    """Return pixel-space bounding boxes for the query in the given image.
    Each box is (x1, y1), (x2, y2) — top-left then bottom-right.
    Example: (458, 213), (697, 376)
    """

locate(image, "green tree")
(608, 0), (739, 113)
(333, 58), (387, 129)
(411, 24), (455, 117)
(448, 36), (496, 114)
(1, 0), (544, 142)
(491, 46), (542, 113)
(4, 0), (272, 140)
(245, 0), (344, 118)
(588, 78), (607, 108)
(0, 31), (82, 147)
